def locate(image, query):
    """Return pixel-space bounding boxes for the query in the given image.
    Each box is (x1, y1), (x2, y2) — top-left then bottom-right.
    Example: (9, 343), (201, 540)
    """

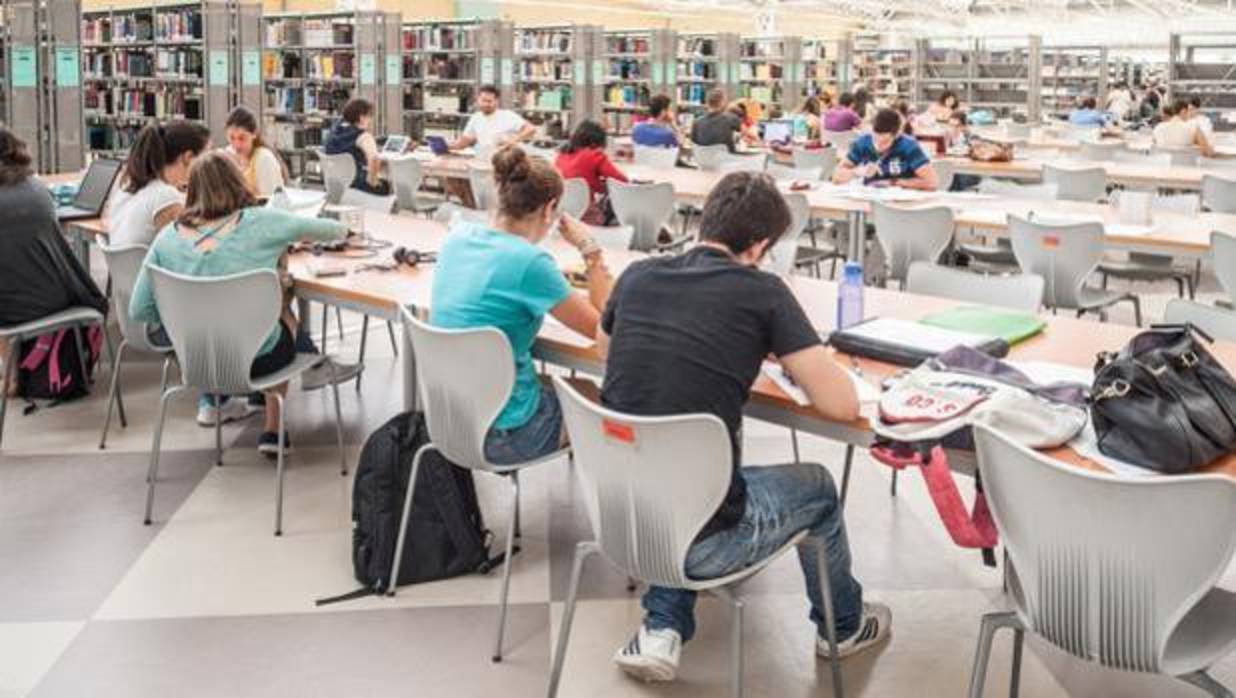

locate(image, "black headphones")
(393, 247), (437, 268)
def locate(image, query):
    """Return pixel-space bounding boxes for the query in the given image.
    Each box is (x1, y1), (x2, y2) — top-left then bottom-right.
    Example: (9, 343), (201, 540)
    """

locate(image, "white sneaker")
(195, 398), (257, 427)
(613, 626), (681, 683)
(301, 359), (363, 391)
(816, 602), (892, 660)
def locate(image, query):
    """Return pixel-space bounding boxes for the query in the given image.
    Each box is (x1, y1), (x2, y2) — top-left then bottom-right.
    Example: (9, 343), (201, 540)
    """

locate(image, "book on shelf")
(404, 26), (477, 52)
(155, 50), (203, 79)
(605, 84), (648, 108)
(679, 37), (715, 58)
(518, 30), (572, 54)
(423, 55), (476, 80)
(303, 20), (353, 48)
(155, 10), (202, 42)
(81, 17), (112, 44)
(89, 85), (204, 120)
(678, 83), (707, 106)
(679, 60), (716, 80)
(265, 20), (300, 47)
(84, 51), (114, 78)
(607, 58), (646, 81)
(518, 86), (570, 111)
(607, 35), (649, 55)
(740, 63), (782, 80)
(520, 59), (572, 81)
(112, 13), (154, 43)
(306, 53), (354, 80)
(741, 40), (785, 59)
(115, 51), (155, 78)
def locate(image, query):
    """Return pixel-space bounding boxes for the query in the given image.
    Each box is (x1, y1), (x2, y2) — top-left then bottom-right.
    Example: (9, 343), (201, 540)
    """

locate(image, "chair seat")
(482, 446), (572, 475)
(0, 306), (104, 339)
(248, 352), (330, 393)
(1162, 587), (1236, 676)
(1098, 258), (1191, 283)
(959, 241), (1017, 266)
(679, 530), (809, 592)
(1076, 286), (1136, 312)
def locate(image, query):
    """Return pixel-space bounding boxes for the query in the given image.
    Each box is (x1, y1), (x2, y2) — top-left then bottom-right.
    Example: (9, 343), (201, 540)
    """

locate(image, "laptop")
(426, 135), (450, 156)
(382, 135), (410, 155)
(56, 158), (122, 221)
(762, 119), (795, 146)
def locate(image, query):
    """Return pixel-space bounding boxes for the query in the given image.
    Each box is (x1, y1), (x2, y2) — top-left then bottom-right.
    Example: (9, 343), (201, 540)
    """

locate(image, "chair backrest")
(468, 164), (498, 211)
(632, 145), (679, 170)
(979, 178), (1059, 201)
(1199, 156), (1236, 172)
(1007, 214), (1105, 310)
(764, 164), (820, 182)
(765, 192), (810, 277)
(147, 266), (281, 395)
(1164, 299), (1236, 342)
(559, 178), (590, 220)
(1155, 147), (1201, 167)
(1212, 231), (1236, 301)
(692, 144), (732, 171)
(1078, 140), (1122, 162)
(552, 376), (734, 587)
(585, 223), (635, 251)
(1110, 150), (1172, 167)
(339, 188), (396, 213)
(101, 244), (162, 352)
(973, 424), (1236, 673)
(402, 309), (515, 470)
(870, 202), (955, 284)
(432, 202), (489, 227)
(388, 156), (426, 213)
(1152, 192), (1202, 216)
(1202, 173), (1236, 214)
(318, 152), (357, 206)
(717, 154), (767, 174)
(792, 148), (838, 178)
(905, 261), (1044, 313)
(825, 130), (857, 152)
(608, 180), (676, 252)
(933, 158), (956, 192)
(1042, 164), (1108, 202)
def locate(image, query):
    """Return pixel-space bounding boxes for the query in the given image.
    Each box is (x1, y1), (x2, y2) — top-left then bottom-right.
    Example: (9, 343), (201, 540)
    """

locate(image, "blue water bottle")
(836, 262), (865, 330)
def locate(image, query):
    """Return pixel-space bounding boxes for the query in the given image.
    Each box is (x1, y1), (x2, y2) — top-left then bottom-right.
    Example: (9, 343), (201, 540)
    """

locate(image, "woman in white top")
(1153, 99), (1215, 157)
(225, 105), (287, 198)
(106, 121), (211, 247)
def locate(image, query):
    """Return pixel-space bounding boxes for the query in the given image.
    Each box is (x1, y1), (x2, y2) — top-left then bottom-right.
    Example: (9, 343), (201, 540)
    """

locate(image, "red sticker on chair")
(1042, 234), (1060, 249)
(603, 420), (635, 444)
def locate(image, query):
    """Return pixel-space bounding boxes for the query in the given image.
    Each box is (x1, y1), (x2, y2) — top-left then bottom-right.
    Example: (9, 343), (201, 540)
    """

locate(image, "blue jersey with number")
(846, 134), (931, 184)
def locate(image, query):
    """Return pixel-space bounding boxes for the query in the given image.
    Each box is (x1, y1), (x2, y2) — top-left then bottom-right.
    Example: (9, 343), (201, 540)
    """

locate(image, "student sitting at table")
(728, 101), (762, 147)
(796, 95), (824, 141)
(1186, 96), (1215, 138)
(690, 89), (744, 153)
(225, 105), (287, 198)
(0, 128), (108, 395)
(431, 146), (613, 464)
(1067, 96), (1113, 128)
(596, 170), (888, 683)
(555, 120), (628, 225)
(106, 121), (211, 247)
(631, 94), (682, 148)
(323, 98), (391, 196)
(833, 108), (938, 191)
(450, 84), (537, 154)
(823, 92), (863, 133)
(1154, 99), (1215, 158)
(129, 151), (349, 456)
(926, 90), (959, 123)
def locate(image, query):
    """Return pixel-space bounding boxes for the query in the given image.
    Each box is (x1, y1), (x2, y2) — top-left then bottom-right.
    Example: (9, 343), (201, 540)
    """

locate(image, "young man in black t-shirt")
(598, 172), (891, 682)
(689, 88), (743, 154)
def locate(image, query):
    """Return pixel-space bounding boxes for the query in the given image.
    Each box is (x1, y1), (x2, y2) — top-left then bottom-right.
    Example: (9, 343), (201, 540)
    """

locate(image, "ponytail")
(122, 120), (211, 194)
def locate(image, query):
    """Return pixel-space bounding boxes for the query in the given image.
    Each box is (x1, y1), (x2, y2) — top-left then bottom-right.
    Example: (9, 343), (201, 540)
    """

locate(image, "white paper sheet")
(839, 317), (995, 355)
(761, 361), (881, 406)
(1104, 222), (1158, 237)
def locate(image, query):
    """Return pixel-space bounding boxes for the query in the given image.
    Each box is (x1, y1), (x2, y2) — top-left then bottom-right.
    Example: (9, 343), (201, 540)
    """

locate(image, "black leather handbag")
(1090, 324), (1236, 473)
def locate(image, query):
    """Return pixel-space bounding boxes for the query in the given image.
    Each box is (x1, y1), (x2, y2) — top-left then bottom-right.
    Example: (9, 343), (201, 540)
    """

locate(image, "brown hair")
(491, 146), (562, 220)
(225, 105), (289, 182)
(801, 96), (822, 117)
(178, 151), (258, 227)
(706, 88), (727, 111)
(341, 98), (374, 126)
(0, 128), (33, 187)
(122, 121), (212, 194)
(699, 171), (792, 255)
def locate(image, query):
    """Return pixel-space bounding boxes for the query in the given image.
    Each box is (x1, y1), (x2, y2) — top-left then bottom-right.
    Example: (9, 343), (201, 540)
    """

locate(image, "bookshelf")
(737, 36), (803, 114)
(802, 38), (844, 100)
(1040, 45), (1107, 118)
(400, 18), (512, 141)
(513, 24), (600, 139)
(676, 32), (738, 118)
(600, 28), (674, 135)
(916, 36), (1039, 120)
(852, 46), (915, 105)
(0, 23), (7, 132)
(1169, 32), (1236, 128)
(6, 0), (85, 172)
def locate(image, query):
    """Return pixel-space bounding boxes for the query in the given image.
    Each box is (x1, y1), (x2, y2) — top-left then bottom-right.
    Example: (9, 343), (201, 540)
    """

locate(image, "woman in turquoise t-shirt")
(432, 146), (613, 464)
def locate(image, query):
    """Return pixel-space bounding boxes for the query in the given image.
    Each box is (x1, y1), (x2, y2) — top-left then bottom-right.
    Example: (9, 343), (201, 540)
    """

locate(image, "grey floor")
(1, 249), (1234, 697)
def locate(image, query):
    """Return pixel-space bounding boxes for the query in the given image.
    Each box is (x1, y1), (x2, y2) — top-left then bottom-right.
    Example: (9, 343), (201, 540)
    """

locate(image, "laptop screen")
(763, 120), (794, 145)
(383, 135), (409, 154)
(73, 159), (122, 212)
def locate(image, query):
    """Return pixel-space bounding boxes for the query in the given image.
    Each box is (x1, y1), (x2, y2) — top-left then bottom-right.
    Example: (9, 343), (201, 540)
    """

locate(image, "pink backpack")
(18, 326), (102, 403)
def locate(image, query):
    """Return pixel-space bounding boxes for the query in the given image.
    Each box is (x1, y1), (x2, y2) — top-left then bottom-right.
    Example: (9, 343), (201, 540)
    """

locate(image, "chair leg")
(808, 538), (844, 698)
(144, 386), (186, 525)
(387, 445), (430, 596)
(386, 321), (399, 357)
(335, 307), (345, 342)
(71, 326), (90, 386)
(547, 542), (597, 698)
(1179, 670), (1234, 698)
(890, 469), (899, 497)
(102, 327), (124, 425)
(1010, 628), (1025, 698)
(0, 338), (17, 449)
(99, 340), (129, 449)
(356, 315), (369, 392)
(513, 470), (522, 540)
(214, 399), (224, 466)
(493, 472), (521, 662)
(790, 428), (801, 464)
(839, 445), (855, 508)
(320, 304), (329, 353)
(966, 611), (1021, 698)
(727, 591), (745, 698)
(328, 363), (348, 476)
(1130, 296), (1142, 328)
(159, 357), (173, 394)
(274, 393), (287, 537)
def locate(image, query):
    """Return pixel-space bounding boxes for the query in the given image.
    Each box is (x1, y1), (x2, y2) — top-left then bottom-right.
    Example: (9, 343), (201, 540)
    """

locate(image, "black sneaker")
(257, 431), (293, 459)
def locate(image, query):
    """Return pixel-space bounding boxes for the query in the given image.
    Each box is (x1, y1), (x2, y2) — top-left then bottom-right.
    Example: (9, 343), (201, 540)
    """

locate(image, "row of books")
(739, 63), (784, 80)
(303, 21), (353, 48)
(405, 90), (470, 114)
(305, 53), (354, 80)
(263, 121), (330, 151)
(405, 56), (475, 80)
(265, 85), (352, 114)
(114, 52), (155, 78)
(604, 85), (650, 108)
(404, 26), (478, 52)
(107, 14), (154, 43)
(517, 31), (572, 54)
(740, 41), (787, 59)
(676, 83), (709, 106)
(679, 37), (717, 58)
(679, 61), (717, 79)
(519, 59), (572, 81)
(605, 59), (648, 81)
(155, 51), (203, 78)
(88, 124), (142, 151)
(606, 36), (649, 55)
(155, 10), (203, 42)
(85, 86), (204, 120)
(263, 52), (302, 79)
(518, 86), (571, 111)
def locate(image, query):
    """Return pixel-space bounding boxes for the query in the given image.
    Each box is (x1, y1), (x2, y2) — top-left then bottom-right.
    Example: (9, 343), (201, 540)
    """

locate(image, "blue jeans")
(484, 386), (563, 465)
(643, 463), (864, 643)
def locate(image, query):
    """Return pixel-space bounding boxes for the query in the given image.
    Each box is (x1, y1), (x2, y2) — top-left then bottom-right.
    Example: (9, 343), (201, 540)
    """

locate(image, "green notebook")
(918, 307), (1046, 346)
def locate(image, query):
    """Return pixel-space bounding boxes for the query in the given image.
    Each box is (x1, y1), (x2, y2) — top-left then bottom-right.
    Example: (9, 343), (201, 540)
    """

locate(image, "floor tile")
(0, 622), (82, 698)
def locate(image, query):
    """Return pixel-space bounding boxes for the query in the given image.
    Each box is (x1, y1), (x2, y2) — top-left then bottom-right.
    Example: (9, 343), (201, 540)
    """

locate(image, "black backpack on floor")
(319, 411), (504, 605)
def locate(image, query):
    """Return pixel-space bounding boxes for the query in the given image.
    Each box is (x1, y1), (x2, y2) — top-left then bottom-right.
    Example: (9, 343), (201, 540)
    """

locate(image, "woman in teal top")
(431, 146), (613, 464)
(130, 151), (347, 455)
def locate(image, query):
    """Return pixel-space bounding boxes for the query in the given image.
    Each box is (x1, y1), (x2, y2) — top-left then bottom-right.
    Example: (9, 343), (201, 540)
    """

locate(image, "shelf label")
(501, 58), (513, 87)
(480, 57), (495, 85)
(54, 47), (79, 88)
(386, 55), (401, 85)
(573, 60), (585, 85)
(242, 50), (261, 86)
(652, 61), (663, 85)
(209, 50), (229, 87)
(360, 53), (376, 86)
(11, 46), (36, 88)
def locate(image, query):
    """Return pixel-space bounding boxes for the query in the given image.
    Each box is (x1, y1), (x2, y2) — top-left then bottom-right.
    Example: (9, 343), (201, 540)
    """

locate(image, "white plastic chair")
(960, 180), (1060, 272)
(632, 145), (679, 170)
(1155, 147), (1201, 167)
(0, 306), (107, 448)
(718, 154), (768, 174)
(391, 311), (568, 662)
(584, 223), (635, 251)
(968, 425), (1236, 698)
(141, 267), (347, 536)
(547, 376), (844, 698)
(692, 143), (732, 171)
(870, 202), (956, 288)
(1098, 192), (1200, 299)
(98, 244), (177, 449)
(792, 147), (839, 179)
(1078, 140), (1122, 162)
(608, 180), (679, 252)
(318, 152), (356, 206)
(934, 158), (957, 192)
(1202, 173), (1236, 214)
(467, 164), (498, 211)
(1042, 164), (1108, 202)
(764, 192), (811, 277)
(1212, 232), (1236, 305)
(1111, 150), (1173, 167)
(1164, 299), (1236, 342)
(765, 164), (820, 182)
(1007, 214), (1142, 325)
(825, 130), (858, 152)
(906, 261), (1044, 313)
(387, 157), (440, 217)
(559, 178), (590, 220)
(1199, 157), (1236, 173)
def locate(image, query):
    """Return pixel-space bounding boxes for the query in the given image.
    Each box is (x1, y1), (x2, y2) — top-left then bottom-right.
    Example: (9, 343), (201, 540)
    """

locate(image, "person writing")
(129, 152), (349, 456)
(596, 170), (888, 683)
(432, 146), (612, 464)
(555, 120), (628, 225)
(450, 85), (537, 153)
(833, 108), (938, 191)
(106, 121), (211, 247)
(690, 88), (743, 153)
(322, 98), (390, 195)
(631, 94), (682, 148)
(224, 105), (287, 198)
(824, 92), (863, 133)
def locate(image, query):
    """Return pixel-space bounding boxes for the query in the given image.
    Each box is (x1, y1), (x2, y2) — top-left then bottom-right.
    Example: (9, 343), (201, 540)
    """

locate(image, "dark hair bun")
(0, 129), (31, 169)
(491, 145), (531, 186)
